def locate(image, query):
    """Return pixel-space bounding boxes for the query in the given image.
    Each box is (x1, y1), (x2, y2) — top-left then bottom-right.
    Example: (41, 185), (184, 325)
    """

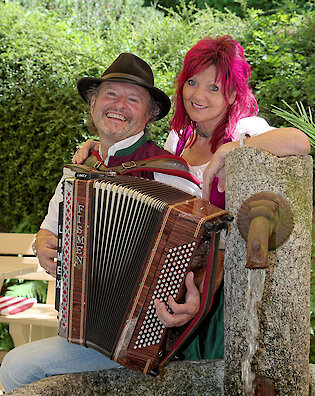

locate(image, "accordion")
(56, 165), (230, 375)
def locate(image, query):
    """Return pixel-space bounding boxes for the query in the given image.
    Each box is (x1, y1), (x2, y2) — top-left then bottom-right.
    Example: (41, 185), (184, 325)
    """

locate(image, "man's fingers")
(154, 272), (201, 327)
(167, 272), (199, 313)
(154, 299), (173, 327)
(46, 235), (58, 249)
(167, 296), (198, 316)
(37, 248), (57, 278)
(154, 299), (193, 328)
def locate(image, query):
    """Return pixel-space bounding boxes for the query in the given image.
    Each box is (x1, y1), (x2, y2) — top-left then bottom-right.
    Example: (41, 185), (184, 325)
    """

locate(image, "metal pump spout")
(237, 192), (294, 269)
(245, 199), (278, 269)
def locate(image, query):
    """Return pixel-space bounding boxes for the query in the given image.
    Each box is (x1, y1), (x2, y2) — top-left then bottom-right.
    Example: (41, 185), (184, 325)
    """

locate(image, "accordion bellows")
(56, 168), (230, 374)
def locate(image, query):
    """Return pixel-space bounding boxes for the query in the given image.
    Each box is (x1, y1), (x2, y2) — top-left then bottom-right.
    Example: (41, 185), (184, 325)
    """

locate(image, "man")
(0, 53), (200, 393)
(36, 53), (201, 278)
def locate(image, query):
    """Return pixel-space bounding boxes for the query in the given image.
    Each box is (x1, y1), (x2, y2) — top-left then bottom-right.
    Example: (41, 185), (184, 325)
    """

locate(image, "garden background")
(1, 0), (314, 359)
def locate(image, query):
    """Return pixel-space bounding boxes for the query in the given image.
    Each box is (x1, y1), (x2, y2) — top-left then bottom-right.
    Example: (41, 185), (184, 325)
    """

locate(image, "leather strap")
(82, 154), (201, 188)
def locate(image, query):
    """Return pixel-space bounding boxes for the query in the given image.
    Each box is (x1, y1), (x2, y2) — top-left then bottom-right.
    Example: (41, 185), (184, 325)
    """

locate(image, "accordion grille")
(85, 178), (173, 353)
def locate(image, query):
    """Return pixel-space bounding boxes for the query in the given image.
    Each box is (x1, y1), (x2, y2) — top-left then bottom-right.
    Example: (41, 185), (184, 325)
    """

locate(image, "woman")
(76, 36), (308, 199)
(73, 35), (310, 360)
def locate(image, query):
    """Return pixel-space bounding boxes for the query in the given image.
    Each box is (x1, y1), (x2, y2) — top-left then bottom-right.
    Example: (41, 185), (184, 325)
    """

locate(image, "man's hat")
(77, 53), (171, 121)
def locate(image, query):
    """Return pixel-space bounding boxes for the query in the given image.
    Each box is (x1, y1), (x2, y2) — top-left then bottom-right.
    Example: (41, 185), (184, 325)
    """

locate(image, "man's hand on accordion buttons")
(154, 272), (200, 327)
(35, 230), (58, 278)
(72, 139), (100, 164)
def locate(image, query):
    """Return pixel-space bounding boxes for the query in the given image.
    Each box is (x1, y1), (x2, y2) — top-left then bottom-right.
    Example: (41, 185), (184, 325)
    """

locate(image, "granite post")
(224, 147), (313, 395)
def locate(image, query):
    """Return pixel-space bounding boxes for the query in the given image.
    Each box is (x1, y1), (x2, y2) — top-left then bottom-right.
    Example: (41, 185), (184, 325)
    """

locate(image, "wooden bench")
(0, 233), (58, 352)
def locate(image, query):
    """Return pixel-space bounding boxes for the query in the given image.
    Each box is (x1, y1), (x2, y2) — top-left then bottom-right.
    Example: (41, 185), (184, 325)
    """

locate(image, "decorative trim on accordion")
(68, 180), (79, 341)
(59, 179), (74, 332)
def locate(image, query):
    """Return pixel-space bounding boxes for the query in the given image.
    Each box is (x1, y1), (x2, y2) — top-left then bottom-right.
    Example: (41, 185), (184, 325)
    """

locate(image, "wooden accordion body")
(56, 166), (230, 375)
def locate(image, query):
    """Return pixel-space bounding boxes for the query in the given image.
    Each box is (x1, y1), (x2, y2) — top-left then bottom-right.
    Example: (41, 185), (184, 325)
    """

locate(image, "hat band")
(101, 72), (153, 88)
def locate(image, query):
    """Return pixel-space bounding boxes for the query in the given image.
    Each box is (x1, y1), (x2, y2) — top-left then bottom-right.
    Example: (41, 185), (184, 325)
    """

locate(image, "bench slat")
(0, 304), (58, 326)
(0, 233), (35, 255)
(0, 256), (39, 279)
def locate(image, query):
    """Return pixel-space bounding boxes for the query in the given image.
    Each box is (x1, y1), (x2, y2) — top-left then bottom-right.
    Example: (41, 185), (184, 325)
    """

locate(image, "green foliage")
(0, 3), (313, 234)
(0, 323), (14, 351)
(272, 101), (315, 148)
(242, 9), (315, 125)
(0, 2), (105, 232)
(3, 279), (48, 303)
(143, 0), (313, 16)
(6, 0), (158, 32)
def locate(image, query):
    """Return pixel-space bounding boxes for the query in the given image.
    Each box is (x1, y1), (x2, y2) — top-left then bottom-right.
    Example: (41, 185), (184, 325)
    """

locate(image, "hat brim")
(77, 75), (171, 121)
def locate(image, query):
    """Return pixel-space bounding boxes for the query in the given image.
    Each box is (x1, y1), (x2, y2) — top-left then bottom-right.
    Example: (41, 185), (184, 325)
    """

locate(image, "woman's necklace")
(196, 124), (212, 138)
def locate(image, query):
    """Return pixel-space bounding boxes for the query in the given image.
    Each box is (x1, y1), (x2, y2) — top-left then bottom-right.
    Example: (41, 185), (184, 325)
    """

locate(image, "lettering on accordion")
(74, 203), (85, 269)
(57, 172), (231, 375)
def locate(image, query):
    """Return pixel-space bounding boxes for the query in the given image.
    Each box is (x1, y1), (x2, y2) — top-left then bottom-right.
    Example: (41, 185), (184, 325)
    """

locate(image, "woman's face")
(182, 64), (235, 133)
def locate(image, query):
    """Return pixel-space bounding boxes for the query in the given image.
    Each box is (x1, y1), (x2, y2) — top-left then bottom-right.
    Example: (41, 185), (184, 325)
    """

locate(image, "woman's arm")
(202, 127), (310, 200)
(241, 127), (310, 156)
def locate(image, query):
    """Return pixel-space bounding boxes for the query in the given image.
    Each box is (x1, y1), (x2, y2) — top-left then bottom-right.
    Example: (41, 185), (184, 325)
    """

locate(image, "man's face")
(90, 81), (151, 145)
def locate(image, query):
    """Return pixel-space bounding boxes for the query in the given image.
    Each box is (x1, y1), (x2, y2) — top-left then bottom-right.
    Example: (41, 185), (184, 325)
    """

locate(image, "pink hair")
(170, 35), (258, 154)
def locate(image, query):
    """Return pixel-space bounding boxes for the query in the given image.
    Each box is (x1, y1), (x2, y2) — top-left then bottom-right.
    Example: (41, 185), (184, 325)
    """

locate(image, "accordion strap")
(83, 152), (201, 188)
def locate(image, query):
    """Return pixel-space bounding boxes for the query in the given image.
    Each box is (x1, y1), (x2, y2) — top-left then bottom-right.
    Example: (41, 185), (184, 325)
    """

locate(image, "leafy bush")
(2, 279), (48, 304)
(1, 2), (313, 234)
(143, 0), (313, 16)
(242, 9), (315, 125)
(0, 1), (248, 232)
(0, 324), (14, 351)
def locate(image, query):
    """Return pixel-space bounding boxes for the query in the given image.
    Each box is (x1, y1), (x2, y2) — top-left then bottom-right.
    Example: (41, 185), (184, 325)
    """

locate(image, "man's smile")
(105, 111), (128, 122)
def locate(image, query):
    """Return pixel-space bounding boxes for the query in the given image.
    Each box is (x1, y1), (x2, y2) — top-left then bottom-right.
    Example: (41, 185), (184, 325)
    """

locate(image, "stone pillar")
(223, 147), (313, 395)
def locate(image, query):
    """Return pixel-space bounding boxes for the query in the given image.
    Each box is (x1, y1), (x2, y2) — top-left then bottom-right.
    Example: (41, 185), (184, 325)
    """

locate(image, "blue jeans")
(0, 336), (121, 393)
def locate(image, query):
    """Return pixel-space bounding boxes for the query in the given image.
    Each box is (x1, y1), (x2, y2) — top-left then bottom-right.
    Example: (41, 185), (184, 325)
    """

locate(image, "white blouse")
(164, 116), (275, 182)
